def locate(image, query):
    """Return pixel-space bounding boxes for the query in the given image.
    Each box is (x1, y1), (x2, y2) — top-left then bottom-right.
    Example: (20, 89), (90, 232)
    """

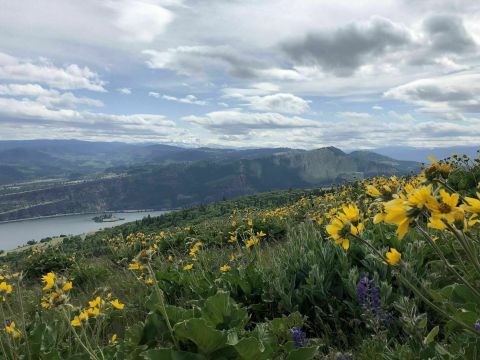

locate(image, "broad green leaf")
(173, 318), (227, 354)
(269, 312), (305, 339)
(231, 337), (271, 360)
(436, 284), (479, 305)
(201, 291), (249, 330)
(164, 305), (197, 324)
(142, 312), (167, 345)
(28, 322), (46, 357)
(125, 322), (147, 347)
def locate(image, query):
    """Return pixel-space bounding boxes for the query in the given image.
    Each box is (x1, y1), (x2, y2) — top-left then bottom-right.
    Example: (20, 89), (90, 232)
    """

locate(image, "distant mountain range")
(0, 143), (419, 221)
(0, 140), (477, 186)
(373, 146), (479, 163)
(0, 140), (293, 185)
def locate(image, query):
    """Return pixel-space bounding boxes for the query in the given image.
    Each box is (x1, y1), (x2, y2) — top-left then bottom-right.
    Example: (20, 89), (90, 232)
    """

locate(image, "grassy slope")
(2, 156), (480, 359)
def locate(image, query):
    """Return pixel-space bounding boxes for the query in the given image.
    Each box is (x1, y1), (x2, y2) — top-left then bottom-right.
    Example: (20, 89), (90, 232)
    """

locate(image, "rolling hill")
(0, 146), (419, 221)
(0, 140), (293, 184)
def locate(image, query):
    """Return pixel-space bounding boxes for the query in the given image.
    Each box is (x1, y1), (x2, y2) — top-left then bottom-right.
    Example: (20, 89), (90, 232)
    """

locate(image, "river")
(0, 211), (168, 251)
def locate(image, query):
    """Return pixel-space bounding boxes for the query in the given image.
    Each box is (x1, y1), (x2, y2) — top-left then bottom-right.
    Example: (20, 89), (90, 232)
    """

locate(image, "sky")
(0, 0), (480, 150)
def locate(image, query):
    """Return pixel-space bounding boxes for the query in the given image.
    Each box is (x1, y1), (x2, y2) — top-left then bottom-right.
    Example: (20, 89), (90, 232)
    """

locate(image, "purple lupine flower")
(369, 279), (381, 312)
(290, 327), (307, 348)
(357, 273), (369, 308)
(475, 322), (480, 331)
(356, 273), (391, 325)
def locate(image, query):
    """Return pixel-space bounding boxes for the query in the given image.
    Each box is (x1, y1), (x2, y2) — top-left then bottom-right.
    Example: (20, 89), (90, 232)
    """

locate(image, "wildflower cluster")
(228, 214), (269, 251)
(322, 153), (480, 336)
(4, 320), (21, 339)
(0, 273), (13, 302)
(71, 293), (124, 327)
(41, 272), (73, 309)
(326, 204), (364, 249)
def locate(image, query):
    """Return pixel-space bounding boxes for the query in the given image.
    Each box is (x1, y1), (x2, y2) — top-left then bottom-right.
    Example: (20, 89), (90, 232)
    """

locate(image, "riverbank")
(0, 208), (173, 225)
(0, 210), (170, 251)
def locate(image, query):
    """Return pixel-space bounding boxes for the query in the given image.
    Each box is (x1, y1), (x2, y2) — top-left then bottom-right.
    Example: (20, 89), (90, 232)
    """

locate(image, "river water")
(0, 211), (167, 251)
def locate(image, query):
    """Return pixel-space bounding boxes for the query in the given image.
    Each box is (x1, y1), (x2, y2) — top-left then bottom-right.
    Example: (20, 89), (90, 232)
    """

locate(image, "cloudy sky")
(1, 0), (480, 149)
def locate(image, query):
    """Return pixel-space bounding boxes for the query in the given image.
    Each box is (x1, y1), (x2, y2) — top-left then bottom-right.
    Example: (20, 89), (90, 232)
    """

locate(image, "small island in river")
(91, 213), (125, 223)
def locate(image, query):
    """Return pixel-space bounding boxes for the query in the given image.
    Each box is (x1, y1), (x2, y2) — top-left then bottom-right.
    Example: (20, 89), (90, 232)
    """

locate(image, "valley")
(0, 140), (420, 221)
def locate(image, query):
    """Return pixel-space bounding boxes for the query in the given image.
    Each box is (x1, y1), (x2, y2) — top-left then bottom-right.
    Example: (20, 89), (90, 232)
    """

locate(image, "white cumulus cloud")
(183, 109), (319, 135)
(0, 52), (106, 91)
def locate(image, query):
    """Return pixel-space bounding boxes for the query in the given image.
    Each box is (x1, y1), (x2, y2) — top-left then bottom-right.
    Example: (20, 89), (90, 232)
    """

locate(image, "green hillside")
(0, 147), (419, 221)
(0, 140), (293, 184)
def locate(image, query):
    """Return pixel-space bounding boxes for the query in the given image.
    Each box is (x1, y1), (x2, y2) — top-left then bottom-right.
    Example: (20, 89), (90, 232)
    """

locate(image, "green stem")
(396, 272), (479, 337)
(449, 240), (470, 275)
(416, 225), (480, 299)
(0, 303), (17, 360)
(15, 276), (31, 360)
(350, 233), (386, 262)
(61, 308), (100, 360)
(446, 223), (480, 278)
(0, 333), (9, 360)
(146, 262), (179, 349)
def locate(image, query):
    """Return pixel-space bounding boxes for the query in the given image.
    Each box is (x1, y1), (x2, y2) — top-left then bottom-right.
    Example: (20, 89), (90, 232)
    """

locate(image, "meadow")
(0, 152), (480, 359)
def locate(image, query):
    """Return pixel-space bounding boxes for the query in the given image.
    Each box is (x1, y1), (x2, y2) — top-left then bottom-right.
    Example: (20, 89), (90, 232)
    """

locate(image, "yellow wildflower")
(79, 310), (89, 322)
(427, 189), (464, 230)
(325, 204), (364, 250)
(0, 281), (12, 295)
(408, 186), (436, 210)
(88, 296), (103, 308)
(42, 272), (55, 291)
(246, 237), (259, 249)
(424, 156), (452, 179)
(183, 264), (193, 271)
(366, 185), (382, 198)
(5, 321), (21, 338)
(463, 193), (480, 214)
(128, 262), (145, 271)
(70, 317), (81, 327)
(110, 299), (125, 310)
(87, 307), (100, 317)
(63, 281), (73, 292)
(385, 248), (401, 266)
(383, 186), (435, 240)
(41, 299), (50, 309)
(383, 198), (411, 240)
(220, 264), (231, 273)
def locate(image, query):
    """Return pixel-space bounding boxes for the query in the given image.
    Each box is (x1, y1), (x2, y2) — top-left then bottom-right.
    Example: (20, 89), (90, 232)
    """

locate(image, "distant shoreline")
(0, 209), (171, 225)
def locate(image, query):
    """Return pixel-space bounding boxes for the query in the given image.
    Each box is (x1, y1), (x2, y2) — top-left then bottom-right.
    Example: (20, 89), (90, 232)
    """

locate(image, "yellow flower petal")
(386, 248), (401, 266)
